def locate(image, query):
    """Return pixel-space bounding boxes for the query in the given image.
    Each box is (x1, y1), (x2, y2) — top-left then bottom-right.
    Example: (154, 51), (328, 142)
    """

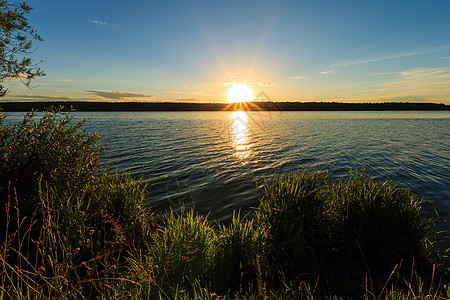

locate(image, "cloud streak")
(90, 20), (107, 25)
(332, 45), (450, 67)
(208, 81), (236, 87)
(2, 94), (92, 101)
(321, 70), (335, 75)
(208, 81), (276, 87)
(256, 82), (276, 87)
(398, 67), (449, 80)
(85, 90), (154, 100)
(3, 90), (156, 102)
(167, 91), (184, 94)
(382, 67), (450, 95)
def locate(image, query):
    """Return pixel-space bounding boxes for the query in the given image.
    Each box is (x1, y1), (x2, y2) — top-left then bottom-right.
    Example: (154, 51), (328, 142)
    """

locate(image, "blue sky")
(3, 0), (450, 103)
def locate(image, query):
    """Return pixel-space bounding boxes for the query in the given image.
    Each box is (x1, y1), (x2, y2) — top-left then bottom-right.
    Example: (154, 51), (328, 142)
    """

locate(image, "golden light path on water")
(230, 111), (252, 164)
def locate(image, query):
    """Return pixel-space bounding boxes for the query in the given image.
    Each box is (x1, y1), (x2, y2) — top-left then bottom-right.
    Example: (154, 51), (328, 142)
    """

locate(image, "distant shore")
(0, 101), (449, 112)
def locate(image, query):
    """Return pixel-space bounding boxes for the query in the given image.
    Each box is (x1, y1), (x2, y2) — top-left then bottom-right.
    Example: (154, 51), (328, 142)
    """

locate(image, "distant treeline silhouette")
(0, 101), (448, 112)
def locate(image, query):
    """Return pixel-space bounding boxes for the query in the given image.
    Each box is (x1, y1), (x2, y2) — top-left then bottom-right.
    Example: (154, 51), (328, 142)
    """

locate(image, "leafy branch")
(0, 1), (45, 96)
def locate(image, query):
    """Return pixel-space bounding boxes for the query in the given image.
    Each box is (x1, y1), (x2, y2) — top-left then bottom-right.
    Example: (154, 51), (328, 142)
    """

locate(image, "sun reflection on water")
(230, 111), (252, 163)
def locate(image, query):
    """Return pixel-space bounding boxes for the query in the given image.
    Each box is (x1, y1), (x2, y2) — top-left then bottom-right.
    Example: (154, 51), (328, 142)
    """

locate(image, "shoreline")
(1, 101), (449, 112)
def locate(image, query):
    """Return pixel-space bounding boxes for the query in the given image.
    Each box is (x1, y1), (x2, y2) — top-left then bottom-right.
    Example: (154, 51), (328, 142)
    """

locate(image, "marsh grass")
(256, 170), (327, 283)
(0, 109), (449, 299)
(151, 207), (215, 293)
(0, 174), (152, 299)
(326, 170), (434, 265)
(214, 211), (266, 294)
(253, 169), (445, 298)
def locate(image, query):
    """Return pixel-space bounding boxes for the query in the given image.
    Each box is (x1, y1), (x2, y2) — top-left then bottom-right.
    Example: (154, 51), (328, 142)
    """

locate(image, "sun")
(227, 84), (255, 103)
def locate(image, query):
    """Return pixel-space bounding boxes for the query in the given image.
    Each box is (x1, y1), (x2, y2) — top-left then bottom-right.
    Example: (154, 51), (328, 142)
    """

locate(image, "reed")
(255, 170), (327, 285)
(150, 207), (215, 293)
(325, 171), (436, 284)
(214, 211), (266, 294)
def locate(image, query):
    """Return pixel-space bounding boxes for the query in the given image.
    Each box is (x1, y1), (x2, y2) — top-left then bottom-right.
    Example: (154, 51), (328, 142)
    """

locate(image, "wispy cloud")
(4, 91), (156, 102)
(85, 90), (154, 100)
(256, 82), (276, 87)
(334, 51), (424, 67)
(287, 94), (449, 104)
(90, 20), (107, 25)
(55, 79), (72, 82)
(290, 75), (306, 79)
(208, 81), (276, 87)
(321, 70), (335, 75)
(208, 81), (236, 87)
(3, 94), (91, 101)
(207, 81), (236, 86)
(190, 91), (211, 97)
(332, 45), (450, 67)
(398, 67), (449, 80)
(3, 74), (30, 82)
(382, 67), (450, 94)
(371, 71), (397, 76)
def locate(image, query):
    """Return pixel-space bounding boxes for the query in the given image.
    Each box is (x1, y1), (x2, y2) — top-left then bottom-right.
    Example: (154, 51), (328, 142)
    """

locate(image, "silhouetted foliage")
(0, 108), (105, 235)
(0, 0), (44, 96)
(0, 101), (448, 111)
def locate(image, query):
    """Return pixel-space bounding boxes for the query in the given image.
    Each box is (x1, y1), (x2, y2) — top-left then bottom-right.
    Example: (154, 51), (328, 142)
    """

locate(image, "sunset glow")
(1, 1), (449, 104)
(227, 84), (255, 103)
(230, 111), (251, 163)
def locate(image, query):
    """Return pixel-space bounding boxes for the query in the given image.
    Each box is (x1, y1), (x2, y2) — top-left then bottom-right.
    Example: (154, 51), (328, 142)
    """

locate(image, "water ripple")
(6, 111), (447, 227)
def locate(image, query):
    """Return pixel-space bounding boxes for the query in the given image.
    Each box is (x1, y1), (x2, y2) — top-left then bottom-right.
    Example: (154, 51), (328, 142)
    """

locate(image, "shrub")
(0, 109), (105, 224)
(0, 109), (154, 298)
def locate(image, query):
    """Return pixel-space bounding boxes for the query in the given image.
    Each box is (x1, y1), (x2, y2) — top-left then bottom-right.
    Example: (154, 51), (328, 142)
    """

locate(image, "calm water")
(4, 111), (450, 229)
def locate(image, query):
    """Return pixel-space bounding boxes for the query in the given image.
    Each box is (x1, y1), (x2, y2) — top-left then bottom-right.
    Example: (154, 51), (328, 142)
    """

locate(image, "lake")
(4, 110), (450, 229)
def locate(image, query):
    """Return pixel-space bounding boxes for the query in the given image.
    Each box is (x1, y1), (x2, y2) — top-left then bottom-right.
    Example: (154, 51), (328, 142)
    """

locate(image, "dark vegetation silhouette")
(0, 101), (448, 111)
(0, 0), (44, 97)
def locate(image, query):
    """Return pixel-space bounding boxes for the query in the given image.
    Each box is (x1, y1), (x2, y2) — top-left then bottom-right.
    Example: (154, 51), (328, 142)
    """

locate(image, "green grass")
(326, 170), (435, 273)
(1, 109), (449, 299)
(214, 211), (266, 294)
(151, 207), (215, 292)
(256, 170), (326, 283)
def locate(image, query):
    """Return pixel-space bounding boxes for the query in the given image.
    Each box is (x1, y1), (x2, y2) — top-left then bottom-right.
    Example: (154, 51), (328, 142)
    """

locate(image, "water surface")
(4, 110), (450, 229)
